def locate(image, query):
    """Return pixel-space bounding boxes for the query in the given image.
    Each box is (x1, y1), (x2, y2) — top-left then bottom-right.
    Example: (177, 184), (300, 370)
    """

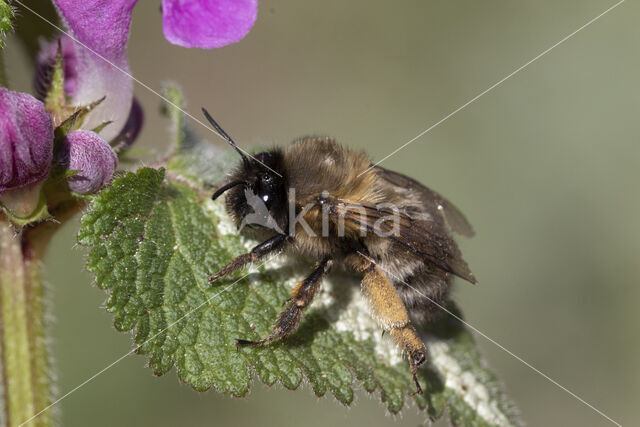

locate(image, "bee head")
(203, 108), (288, 233)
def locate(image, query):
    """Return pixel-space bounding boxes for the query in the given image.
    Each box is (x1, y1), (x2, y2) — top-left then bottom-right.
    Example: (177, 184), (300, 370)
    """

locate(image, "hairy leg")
(361, 262), (427, 394)
(237, 256), (333, 346)
(208, 233), (287, 283)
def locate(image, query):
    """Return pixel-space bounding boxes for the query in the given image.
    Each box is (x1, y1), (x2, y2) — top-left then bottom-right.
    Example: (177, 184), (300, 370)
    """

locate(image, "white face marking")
(262, 195), (269, 202)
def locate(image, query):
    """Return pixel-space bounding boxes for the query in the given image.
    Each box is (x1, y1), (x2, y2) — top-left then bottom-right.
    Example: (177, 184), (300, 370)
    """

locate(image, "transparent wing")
(374, 166), (475, 237)
(330, 200), (477, 284)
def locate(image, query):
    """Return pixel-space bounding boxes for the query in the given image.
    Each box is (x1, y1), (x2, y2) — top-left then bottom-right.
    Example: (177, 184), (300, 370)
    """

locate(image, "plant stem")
(0, 220), (53, 427)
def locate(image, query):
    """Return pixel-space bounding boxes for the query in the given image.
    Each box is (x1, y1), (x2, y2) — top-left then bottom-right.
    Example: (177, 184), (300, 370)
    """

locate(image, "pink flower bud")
(59, 130), (117, 194)
(0, 88), (54, 193)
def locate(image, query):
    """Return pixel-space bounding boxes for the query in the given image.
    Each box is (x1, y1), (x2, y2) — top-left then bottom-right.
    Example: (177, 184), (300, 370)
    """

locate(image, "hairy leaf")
(0, 0), (12, 48)
(78, 85), (520, 425)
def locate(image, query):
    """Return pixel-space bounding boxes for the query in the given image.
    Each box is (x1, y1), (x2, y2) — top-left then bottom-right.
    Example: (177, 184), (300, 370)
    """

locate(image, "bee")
(202, 108), (477, 393)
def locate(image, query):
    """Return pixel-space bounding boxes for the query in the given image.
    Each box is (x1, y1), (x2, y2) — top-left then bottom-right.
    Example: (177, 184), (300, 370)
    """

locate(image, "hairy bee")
(203, 108), (477, 393)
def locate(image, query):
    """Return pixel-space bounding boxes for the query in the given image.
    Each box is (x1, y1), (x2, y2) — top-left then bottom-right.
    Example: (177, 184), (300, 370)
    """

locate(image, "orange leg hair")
(361, 263), (427, 394)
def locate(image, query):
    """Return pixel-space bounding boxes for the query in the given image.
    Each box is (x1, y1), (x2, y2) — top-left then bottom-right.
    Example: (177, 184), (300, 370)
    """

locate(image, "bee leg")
(361, 263), (427, 394)
(237, 256), (333, 346)
(208, 233), (287, 283)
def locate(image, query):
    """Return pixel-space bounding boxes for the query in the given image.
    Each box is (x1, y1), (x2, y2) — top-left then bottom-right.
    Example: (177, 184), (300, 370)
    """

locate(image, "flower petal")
(113, 97), (144, 151)
(59, 130), (117, 194)
(52, 0), (138, 141)
(162, 0), (258, 49)
(52, 0), (138, 62)
(0, 88), (54, 193)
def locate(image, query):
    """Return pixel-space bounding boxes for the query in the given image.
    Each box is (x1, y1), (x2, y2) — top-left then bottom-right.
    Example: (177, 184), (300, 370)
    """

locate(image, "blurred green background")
(5, 0), (640, 425)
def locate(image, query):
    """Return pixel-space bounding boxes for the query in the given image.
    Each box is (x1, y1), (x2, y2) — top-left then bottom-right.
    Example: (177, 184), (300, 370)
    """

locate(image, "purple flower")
(46, 0), (257, 141)
(59, 130), (118, 194)
(51, 0), (137, 142)
(47, 0), (256, 141)
(113, 97), (144, 151)
(0, 88), (54, 193)
(162, 0), (258, 49)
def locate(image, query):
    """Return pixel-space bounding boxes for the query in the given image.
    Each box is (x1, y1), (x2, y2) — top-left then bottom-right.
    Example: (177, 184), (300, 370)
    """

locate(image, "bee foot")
(208, 273), (222, 284)
(235, 338), (265, 347)
(410, 372), (423, 395)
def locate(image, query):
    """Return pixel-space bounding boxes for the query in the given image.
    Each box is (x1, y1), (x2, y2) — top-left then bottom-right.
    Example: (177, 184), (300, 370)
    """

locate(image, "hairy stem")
(0, 220), (53, 427)
(0, 0), (15, 88)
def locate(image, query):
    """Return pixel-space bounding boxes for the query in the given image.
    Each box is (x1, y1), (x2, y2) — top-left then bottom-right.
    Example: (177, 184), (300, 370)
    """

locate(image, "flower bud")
(59, 130), (117, 194)
(0, 88), (54, 193)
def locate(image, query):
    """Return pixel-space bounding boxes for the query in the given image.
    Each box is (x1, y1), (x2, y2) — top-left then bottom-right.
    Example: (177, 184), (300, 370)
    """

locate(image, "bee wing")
(373, 166), (475, 237)
(331, 201), (477, 284)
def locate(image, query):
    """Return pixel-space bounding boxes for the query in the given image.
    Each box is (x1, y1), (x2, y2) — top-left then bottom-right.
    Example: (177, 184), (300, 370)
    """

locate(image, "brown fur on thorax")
(283, 137), (383, 205)
(283, 137), (394, 262)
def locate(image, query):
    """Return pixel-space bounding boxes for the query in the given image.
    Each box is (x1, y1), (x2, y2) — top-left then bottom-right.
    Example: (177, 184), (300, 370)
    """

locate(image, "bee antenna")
(211, 180), (246, 201)
(202, 108), (250, 169)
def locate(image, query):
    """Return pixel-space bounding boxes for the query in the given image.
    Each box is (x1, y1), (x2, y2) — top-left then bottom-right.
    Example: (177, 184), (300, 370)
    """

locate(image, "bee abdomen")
(394, 265), (452, 327)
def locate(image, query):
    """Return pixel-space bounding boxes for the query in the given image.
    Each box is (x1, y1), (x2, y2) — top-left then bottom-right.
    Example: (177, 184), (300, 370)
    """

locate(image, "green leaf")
(78, 85), (520, 425)
(53, 96), (106, 143)
(0, 0), (13, 49)
(41, 41), (77, 128)
(44, 40), (65, 116)
(0, 0), (14, 87)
